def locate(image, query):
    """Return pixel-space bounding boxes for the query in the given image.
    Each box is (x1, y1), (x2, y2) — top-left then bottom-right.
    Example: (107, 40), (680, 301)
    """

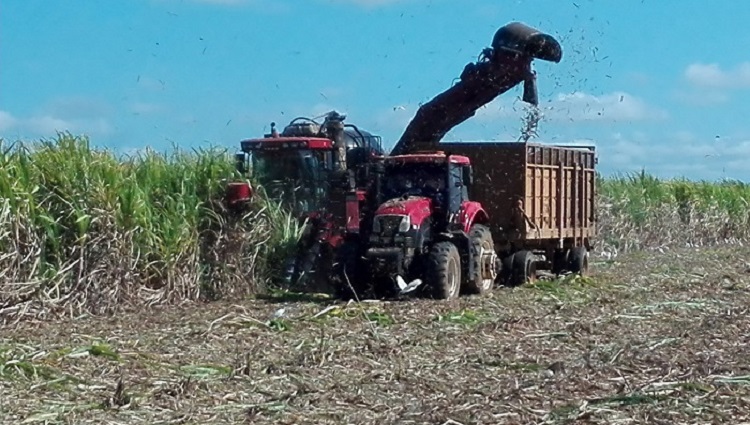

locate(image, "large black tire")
(289, 241), (320, 289)
(551, 248), (568, 275)
(510, 250), (536, 286)
(465, 224), (495, 295)
(426, 241), (461, 300)
(568, 246), (589, 275)
(497, 252), (515, 286)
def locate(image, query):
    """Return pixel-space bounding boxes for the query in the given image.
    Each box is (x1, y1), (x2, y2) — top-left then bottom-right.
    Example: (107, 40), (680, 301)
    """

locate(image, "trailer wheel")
(511, 250), (536, 286)
(426, 241), (461, 300)
(497, 253), (515, 286)
(551, 249), (569, 275)
(568, 246), (589, 275)
(465, 224), (496, 295)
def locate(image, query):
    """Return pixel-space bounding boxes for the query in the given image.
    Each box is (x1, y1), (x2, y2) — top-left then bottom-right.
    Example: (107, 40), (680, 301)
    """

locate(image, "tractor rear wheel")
(465, 224), (496, 295)
(510, 250), (536, 286)
(568, 246), (589, 275)
(426, 241), (461, 300)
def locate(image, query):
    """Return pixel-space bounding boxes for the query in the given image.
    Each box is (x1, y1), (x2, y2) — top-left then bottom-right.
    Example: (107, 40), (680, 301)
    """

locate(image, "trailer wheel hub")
(480, 247), (498, 281)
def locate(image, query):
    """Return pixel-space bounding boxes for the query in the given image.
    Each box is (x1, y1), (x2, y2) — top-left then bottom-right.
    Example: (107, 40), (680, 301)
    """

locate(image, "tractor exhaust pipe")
(324, 111), (348, 172)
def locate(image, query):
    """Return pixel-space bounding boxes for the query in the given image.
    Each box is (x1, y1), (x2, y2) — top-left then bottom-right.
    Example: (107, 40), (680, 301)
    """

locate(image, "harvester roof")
(240, 137), (333, 151)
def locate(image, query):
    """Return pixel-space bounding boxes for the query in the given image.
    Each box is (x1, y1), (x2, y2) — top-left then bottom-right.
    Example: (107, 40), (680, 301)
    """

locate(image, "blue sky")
(2, 0), (749, 180)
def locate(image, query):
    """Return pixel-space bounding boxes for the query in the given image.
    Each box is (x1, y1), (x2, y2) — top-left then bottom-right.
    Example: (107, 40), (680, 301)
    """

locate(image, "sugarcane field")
(2, 2), (750, 424)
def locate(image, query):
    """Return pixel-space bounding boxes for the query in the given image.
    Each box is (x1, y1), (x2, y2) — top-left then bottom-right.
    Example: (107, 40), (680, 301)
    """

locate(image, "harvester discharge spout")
(389, 22), (562, 156)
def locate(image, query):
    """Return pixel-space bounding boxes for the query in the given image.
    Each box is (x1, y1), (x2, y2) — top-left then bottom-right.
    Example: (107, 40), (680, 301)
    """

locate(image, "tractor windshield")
(251, 149), (330, 214)
(382, 162), (446, 201)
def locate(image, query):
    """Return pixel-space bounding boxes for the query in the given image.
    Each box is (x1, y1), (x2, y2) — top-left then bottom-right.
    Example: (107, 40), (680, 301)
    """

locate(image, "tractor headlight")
(398, 215), (411, 233)
(372, 215), (411, 234)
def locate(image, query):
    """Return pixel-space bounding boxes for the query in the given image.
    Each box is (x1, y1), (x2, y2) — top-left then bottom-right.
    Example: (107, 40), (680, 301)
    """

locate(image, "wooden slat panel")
(440, 141), (596, 243)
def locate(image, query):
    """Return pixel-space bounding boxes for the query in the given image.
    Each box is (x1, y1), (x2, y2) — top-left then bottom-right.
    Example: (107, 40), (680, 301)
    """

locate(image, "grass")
(2, 133), (750, 323)
(598, 169), (750, 253)
(0, 132), (303, 321)
(2, 245), (750, 423)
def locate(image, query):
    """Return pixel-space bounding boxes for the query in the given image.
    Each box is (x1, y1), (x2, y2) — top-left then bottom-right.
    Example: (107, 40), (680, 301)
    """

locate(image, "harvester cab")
(227, 111), (384, 217)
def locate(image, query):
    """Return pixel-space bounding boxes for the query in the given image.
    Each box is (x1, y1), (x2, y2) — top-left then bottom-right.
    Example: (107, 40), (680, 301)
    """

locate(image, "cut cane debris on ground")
(3, 245), (750, 424)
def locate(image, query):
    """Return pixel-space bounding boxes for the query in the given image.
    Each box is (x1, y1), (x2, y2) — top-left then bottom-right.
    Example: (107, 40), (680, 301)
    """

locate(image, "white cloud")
(593, 131), (750, 180)
(155, 0), (291, 11)
(191, 0), (248, 4)
(0, 111), (18, 132)
(541, 91), (668, 122)
(43, 96), (114, 119)
(25, 116), (75, 135)
(438, 131), (750, 180)
(335, 0), (404, 4)
(677, 62), (750, 106)
(364, 89), (665, 149)
(464, 90), (668, 124)
(0, 109), (113, 139)
(684, 62), (750, 89)
(674, 89), (729, 106)
(319, 0), (424, 7)
(130, 102), (165, 115)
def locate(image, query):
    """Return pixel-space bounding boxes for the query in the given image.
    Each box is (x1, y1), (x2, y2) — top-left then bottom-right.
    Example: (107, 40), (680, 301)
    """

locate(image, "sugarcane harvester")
(347, 22), (597, 300)
(226, 111), (385, 290)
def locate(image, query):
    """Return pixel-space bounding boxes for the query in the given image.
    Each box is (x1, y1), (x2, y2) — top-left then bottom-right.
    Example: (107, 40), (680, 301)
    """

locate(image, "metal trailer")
(440, 141), (597, 283)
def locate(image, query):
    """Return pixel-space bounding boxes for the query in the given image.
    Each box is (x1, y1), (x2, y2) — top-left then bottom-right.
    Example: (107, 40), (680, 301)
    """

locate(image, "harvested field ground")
(3, 246), (750, 424)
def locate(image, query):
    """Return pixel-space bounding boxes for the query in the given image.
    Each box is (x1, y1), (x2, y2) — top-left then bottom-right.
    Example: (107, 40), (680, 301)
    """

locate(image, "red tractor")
(350, 141), (598, 301)
(357, 151), (499, 300)
(336, 22), (600, 300)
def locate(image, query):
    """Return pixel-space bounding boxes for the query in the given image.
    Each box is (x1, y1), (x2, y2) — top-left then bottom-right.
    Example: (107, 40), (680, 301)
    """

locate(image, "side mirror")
(462, 166), (474, 186)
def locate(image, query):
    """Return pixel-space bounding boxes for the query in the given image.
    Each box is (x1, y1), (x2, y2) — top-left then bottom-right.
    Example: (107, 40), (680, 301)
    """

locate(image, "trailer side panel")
(441, 142), (596, 248)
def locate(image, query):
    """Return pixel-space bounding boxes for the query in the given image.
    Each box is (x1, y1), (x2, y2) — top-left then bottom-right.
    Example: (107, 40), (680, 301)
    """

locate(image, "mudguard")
(455, 201), (490, 233)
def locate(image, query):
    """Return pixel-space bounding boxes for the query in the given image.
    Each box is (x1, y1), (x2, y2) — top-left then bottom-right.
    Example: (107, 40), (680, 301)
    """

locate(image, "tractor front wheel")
(426, 241), (461, 300)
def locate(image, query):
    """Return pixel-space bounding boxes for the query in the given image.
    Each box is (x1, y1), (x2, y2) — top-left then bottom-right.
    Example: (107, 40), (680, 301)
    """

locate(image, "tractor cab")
(377, 152), (473, 230)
